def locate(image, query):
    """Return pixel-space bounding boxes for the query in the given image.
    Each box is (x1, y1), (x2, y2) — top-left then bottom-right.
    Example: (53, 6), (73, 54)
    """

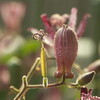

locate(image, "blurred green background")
(0, 0), (100, 100)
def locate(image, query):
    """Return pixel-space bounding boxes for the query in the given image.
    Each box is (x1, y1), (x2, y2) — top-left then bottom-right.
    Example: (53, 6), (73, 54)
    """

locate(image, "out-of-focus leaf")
(0, 39), (41, 63)
(7, 57), (22, 88)
(16, 39), (41, 57)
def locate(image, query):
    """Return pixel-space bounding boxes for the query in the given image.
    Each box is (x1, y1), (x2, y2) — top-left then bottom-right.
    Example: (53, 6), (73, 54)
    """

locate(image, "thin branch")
(13, 75), (65, 100)
(14, 87), (28, 100)
(47, 57), (55, 60)
(73, 63), (83, 74)
(21, 96), (26, 100)
(10, 86), (20, 94)
(44, 48), (56, 61)
(14, 76), (29, 100)
(27, 57), (40, 82)
(27, 75), (65, 88)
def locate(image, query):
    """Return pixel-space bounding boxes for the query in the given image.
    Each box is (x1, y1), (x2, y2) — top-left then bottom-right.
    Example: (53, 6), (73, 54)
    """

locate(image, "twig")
(10, 86), (20, 94)
(47, 57), (56, 60)
(28, 75), (65, 89)
(27, 57), (40, 82)
(14, 76), (29, 100)
(73, 63), (83, 74)
(13, 75), (66, 100)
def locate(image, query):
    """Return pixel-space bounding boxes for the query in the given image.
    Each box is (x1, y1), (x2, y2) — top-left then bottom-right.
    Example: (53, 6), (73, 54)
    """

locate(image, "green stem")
(73, 63), (83, 74)
(10, 86), (20, 94)
(27, 57), (40, 82)
(27, 75), (65, 88)
(13, 75), (75, 100)
(47, 57), (56, 60)
(14, 76), (28, 100)
(14, 87), (28, 100)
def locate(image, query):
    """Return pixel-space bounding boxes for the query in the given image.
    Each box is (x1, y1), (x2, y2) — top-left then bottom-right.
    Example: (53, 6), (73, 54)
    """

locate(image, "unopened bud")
(54, 24), (78, 79)
(76, 71), (95, 86)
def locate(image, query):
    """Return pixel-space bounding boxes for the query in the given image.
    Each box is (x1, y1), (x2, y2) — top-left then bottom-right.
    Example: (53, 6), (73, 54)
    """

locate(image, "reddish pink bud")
(41, 13), (55, 39)
(68, 7), (78, 30)
(54, 24), (78, 78)
(76, 14), (91, 39)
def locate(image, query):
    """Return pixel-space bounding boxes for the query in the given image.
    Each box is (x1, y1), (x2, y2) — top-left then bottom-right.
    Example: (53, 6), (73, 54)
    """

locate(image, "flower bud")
(54, 24), (78, 78)
(76, 71), (95, 86)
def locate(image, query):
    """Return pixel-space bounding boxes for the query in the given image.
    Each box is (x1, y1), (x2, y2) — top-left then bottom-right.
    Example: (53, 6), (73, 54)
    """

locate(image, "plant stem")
(10, 86), (20, 94)
(27, 57), (40, 82)
(47, 57), (56, 60)
(13, 75), (65, 100)
(27, 75), (65, 88)
(73, 63), (83, 74)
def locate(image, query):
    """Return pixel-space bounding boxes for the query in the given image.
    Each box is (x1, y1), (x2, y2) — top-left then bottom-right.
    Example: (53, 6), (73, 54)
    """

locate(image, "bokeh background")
(0, 0), (100, 100)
